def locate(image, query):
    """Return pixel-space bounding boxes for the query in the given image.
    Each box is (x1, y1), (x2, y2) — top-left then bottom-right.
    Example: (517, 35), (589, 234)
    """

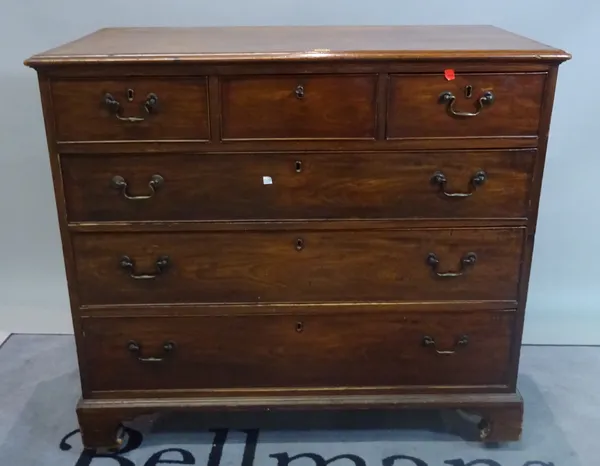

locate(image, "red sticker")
(444, 69), (455, 81)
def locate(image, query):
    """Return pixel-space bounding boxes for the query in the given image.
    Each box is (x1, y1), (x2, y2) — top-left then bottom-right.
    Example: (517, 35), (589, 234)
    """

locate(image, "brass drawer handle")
(104, 92), (159, 122)
(127, 340), (175, 362)
(422, 335), (469, 355)
(439, 90), (494, 117)
(426, 252), (477, 278)
(120, 255), (169, 280)
(295, 85), (305, 99)
(111, 174), (164, 200)
(431, 170), (486, 198)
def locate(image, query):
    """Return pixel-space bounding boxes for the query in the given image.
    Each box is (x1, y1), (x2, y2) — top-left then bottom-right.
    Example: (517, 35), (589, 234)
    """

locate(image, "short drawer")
(61, 150), (534, 223)
(82, 310), (515, 392)
(72, 228), (524, 306)
(51, 78), (210, 141)
(220, 75), (377, 140)
(387, 73), (545, 139)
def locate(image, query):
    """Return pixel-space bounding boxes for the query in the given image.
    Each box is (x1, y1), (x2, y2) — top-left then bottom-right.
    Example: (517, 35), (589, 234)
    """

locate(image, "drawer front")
(51, 78), (210, 141)
(82, 311), (515, 392)
(62, 150), (534, 222)
(387, 73), (545, 139)
(72, 228), (524, 306)
(221, 75), (377, 140)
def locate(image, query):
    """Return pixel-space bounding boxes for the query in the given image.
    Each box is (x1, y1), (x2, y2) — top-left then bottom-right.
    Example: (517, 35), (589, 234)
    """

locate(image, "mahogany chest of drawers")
(25, 26), (570, 449)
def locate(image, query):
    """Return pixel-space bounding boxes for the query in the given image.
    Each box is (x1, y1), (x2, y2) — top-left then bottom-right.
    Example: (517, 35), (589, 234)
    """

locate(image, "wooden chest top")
(24, 25), (570, 66)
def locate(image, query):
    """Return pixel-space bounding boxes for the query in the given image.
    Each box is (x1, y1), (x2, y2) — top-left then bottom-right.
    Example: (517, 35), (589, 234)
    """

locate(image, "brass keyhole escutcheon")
(295, 160), (302, 173)
(295, 238), (305, 251)
(127, 88), (135, 102)
(296, 321), (304, 333)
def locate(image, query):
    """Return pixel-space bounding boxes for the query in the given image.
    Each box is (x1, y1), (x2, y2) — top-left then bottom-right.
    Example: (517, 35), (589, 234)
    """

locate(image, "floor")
(0, 334), (598, 466)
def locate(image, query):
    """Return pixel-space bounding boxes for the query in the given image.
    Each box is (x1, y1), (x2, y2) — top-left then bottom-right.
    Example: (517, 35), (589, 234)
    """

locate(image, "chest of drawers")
(25, 25), (570, 450)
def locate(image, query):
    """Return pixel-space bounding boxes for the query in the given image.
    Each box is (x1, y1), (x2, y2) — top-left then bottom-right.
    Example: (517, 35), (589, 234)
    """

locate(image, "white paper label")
(262, 176), (273, 185)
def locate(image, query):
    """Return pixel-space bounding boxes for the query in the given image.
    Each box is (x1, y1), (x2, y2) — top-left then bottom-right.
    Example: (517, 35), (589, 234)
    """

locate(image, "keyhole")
(295, 160), (302, 173)
(127, 89), (135, 102)
(464, 85), (473, 99)
(295, 238), (304, 251)
(296, 321), (304, 333)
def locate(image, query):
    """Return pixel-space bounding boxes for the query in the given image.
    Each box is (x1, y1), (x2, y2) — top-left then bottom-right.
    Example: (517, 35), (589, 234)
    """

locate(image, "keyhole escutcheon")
(465, 85), (473, 99)
(296, 321), (304, 333)
(295, 160), (302, 173)
(295, 238), (305, 251)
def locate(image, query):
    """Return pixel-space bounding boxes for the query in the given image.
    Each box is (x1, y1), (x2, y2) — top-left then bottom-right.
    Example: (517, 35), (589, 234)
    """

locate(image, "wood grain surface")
(81, 311), (515, 392)
(24, 26), (570, 66)
(387, 73), (545, 138)
(221, 75), (377, 140)
(71, 228), (524, 306)
(51, 78), (209, 141)
(61, 150), (534, 222)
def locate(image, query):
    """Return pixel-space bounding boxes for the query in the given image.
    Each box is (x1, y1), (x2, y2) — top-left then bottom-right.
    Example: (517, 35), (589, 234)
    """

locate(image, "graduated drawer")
(82, 310), (515, 392)
(51, 78), (210, 141)
(72, 228), (524, 306)
(220, 75), (377, 140)
(387, 73), (545, 139)
(61, 150), (534, 223)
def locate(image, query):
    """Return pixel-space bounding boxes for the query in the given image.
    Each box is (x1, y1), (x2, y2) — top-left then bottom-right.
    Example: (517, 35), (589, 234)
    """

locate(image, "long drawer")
(61, 150), (534, 223)
(81, 310), (515, 392)
(71, 228), (524, 306)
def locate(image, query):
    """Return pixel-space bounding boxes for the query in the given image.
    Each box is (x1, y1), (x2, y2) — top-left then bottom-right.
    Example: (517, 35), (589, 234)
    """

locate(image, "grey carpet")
(0, 334), (598, 466)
